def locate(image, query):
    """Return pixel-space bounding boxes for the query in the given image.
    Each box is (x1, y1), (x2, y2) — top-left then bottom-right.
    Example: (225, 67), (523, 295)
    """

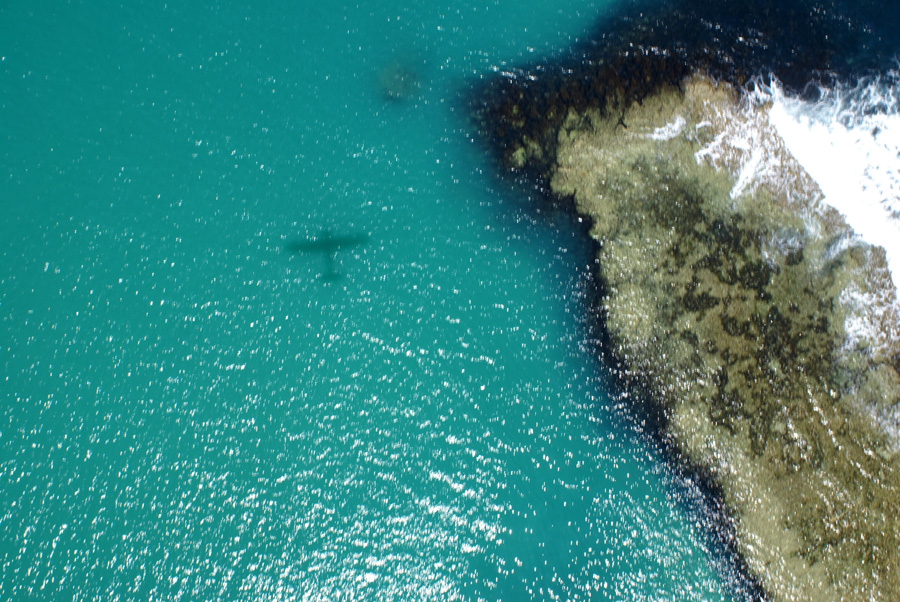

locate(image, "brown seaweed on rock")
(470, 0), (900, 179)
(467, 1), (900, 601)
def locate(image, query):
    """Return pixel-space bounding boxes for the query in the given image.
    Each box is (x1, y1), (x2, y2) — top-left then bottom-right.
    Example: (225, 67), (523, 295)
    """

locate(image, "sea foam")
(693, 73), (900, 360)
(762, 74), (900, 443)
(686, 74), (900, 445)
(765, 74), (900, 288)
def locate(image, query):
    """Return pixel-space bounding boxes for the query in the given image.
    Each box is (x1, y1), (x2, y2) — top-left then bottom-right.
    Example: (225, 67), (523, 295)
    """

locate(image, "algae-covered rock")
(549, 76), (900, 602)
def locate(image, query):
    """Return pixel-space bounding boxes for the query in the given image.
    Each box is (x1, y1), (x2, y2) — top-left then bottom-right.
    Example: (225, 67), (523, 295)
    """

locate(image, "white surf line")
(766, 79), (900, 288)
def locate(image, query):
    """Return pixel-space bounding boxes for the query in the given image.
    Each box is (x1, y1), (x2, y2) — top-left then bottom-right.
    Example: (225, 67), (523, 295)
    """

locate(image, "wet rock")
(467, 1), (900, 598)
(547, 75), (900, 602)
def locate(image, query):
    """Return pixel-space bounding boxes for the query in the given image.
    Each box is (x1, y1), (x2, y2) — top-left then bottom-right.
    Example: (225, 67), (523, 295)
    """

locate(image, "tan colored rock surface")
(547, 76), (900, 602)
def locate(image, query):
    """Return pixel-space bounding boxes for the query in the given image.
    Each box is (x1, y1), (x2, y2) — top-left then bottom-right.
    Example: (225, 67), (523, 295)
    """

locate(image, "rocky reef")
(470, 2), (900, 600)
(552, 76), (899, 601)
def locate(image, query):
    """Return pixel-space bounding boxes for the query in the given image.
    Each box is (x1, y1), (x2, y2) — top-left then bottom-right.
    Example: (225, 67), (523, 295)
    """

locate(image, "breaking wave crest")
(754, 70), (900, 444)
(760, 70), (900, 285)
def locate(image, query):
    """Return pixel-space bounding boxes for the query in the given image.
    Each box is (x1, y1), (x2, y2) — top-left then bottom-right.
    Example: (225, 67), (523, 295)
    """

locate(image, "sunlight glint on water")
(1, 2), (735, 600)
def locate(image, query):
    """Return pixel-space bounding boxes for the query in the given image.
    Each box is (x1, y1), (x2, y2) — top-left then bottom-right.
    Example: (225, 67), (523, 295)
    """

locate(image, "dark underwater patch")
(468, 0), (900, 179)
(466, 1), (900, 600)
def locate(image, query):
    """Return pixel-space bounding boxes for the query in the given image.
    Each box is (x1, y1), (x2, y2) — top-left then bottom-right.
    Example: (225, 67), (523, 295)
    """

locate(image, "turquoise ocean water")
(2, 2), (739, 600)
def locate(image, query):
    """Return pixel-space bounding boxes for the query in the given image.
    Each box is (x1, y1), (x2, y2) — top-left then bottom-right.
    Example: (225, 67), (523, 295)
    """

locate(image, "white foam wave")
(690, 73), (900, 443)
(750, 73), (900, 445)
(645, 115), (686, 140)
(764, 73), (900, 287)
(692, 82), (819, 206)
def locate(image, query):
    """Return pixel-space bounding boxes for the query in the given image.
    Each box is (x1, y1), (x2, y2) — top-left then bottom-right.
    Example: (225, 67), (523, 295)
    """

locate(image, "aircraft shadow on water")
(285, 229), (368, 282)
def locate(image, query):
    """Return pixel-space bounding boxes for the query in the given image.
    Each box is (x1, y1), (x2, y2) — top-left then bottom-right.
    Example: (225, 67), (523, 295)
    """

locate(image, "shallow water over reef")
(469, 0), (900, 599)
(0, 1), (778, 600)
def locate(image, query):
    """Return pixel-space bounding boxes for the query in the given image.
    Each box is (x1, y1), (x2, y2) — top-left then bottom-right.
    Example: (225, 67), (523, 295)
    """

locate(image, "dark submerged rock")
(466, 1), (900, 600)
(469, 0), (900, 179)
